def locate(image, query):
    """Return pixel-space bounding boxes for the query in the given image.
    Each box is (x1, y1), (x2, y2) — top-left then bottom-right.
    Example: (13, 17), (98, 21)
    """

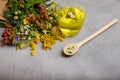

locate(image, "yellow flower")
(23, 18), (29, 25)
(21, 36), (26, 40)
(19, 43), (23, 49)
(16, 43), (23, 50)
(29, 42), (36, 56)
(31, 50), (35, 56)
(16, 45), (19, 50)
(34, 36), (40, 43)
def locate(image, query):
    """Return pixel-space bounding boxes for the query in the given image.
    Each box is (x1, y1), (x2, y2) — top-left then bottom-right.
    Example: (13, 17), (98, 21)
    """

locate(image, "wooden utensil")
(63, 19), (118, 56)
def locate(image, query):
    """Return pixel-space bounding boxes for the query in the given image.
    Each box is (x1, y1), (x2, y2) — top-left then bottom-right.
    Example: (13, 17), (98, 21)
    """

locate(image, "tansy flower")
(21, 36), (26, 40)
(31, 50), (35, 56)
(19, 43), (23, 49)
(30, 42), (36, 56)
(34, 36), (40, 43)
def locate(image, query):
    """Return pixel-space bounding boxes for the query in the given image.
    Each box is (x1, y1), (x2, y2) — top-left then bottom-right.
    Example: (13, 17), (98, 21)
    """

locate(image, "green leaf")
(34, 0), (44, 4)
(7, 2), (13, 8)
(25, 0), (34, 3)
(0, 20), (5, 28)
(25, 3), (33, 10)
(7, 0), (19, 13)
(4, 10), (12, 16)
(25, 0), (44, 4)
(30, 8), (37, 14)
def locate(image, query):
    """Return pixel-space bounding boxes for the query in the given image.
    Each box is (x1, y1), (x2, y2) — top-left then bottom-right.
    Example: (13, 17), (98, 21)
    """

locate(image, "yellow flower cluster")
(40, 27), (66, 50)
(29, 42), (36, 56)
(40, 34), (56, 50)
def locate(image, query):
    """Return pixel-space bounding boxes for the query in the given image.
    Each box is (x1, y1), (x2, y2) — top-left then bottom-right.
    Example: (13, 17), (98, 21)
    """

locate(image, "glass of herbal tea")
(57, 3), (86, 36)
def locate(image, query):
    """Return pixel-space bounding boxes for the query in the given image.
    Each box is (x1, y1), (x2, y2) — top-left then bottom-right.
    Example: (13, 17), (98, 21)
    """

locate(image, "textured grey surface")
(0, 0), (120, 80)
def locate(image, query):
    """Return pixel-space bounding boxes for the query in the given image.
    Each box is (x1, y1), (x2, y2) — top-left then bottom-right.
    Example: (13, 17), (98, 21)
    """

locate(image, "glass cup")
(57, 3), (86, 36)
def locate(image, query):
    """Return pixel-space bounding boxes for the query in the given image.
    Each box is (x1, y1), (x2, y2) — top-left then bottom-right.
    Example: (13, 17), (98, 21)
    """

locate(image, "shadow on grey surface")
(60, 49), (77, 58)
(0, 39), (15, 47)
(0, 40), (4, 46)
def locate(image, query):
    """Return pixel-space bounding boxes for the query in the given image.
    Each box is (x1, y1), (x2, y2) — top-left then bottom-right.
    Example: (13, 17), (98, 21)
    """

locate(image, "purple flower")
(12, 20), (18, 26)
(16, 36), (20, 42)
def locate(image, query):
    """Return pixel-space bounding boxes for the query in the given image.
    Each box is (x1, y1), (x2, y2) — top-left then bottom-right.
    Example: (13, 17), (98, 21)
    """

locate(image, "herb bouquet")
(0, 0), (66, 56)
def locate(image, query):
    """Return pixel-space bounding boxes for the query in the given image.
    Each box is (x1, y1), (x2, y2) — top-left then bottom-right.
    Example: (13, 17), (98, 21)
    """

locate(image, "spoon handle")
(78, 19), (118, 47)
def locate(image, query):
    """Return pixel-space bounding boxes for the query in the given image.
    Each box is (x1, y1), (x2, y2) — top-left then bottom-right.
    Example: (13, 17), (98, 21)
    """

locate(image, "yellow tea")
(57, 7), (85, 36)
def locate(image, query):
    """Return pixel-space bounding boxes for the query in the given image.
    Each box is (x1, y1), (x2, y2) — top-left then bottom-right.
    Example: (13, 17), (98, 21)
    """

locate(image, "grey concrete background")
(0, 0), (120, 80)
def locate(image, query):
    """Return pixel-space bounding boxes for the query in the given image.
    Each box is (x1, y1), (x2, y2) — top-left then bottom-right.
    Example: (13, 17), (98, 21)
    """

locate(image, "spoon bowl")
(63, 43), (80, 56)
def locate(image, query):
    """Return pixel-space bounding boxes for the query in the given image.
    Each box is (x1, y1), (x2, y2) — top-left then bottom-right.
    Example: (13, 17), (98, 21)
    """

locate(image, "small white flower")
(14, 16), (18, 20)
(18, 11), (21, 14)
(28, 37), (31, 40)
(20, 29), (24, 32)
(68, 12), (75, 18)
(25, 31), (29, 35)
(71, 15), (75, 18)
(15, 11), (18, 15)
(46, 8), (49, 10)
(50, 17), (53, 20)
(17, 32), (20, 35)
(68, 12), (73, 16)
(21, 33), (24, 35)
(30, 24), (33, 26)
(26, 25), (30, 28)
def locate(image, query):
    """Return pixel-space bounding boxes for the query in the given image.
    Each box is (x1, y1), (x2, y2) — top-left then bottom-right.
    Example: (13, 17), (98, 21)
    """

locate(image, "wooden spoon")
(63, 19), (118, 56)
